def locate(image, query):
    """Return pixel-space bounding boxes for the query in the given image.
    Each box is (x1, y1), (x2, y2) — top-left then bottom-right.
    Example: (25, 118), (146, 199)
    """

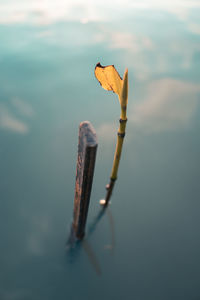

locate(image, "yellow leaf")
(94, 63), (123, 97)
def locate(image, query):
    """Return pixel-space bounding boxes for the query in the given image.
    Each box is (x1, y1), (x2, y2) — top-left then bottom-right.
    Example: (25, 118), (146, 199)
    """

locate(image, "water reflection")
(0, 103), (29, 134)
(106, 208), (115, 254)
(1, 0), (200, 26)
(66, 206), (115, 275)
(12, 97), (34, 118)
(130, 78), (200, 133)
(88, 206), (106, 235)
(82, 240), (102, 276)
(0, 99), (34, 134)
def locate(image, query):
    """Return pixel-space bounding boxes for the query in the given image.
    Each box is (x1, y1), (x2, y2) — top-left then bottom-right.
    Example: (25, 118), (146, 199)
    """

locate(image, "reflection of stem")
(104, 70), (128, 206)
(107, 207), (115, 255)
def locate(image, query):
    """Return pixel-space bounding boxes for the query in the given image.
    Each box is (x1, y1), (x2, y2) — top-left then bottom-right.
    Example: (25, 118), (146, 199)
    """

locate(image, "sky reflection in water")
(0, 1), (200, 300)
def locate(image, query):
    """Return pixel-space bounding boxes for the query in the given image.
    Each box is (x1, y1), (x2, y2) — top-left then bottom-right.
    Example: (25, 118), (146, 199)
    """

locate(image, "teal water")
(0, 1), (200, 299)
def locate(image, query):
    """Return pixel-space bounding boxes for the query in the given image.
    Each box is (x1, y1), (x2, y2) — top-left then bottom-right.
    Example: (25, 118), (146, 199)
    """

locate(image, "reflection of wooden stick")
(73, 121), (98, 239)
(67, 205), (115, 275)
(82, 240), (102, 276)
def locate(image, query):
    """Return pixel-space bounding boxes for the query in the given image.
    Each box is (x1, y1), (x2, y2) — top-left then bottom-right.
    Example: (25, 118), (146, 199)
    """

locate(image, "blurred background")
(0, 1), (200, 299)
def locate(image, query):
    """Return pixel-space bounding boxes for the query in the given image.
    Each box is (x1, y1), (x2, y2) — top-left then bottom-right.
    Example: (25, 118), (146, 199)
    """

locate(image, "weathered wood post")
(72, 121), (98, 239)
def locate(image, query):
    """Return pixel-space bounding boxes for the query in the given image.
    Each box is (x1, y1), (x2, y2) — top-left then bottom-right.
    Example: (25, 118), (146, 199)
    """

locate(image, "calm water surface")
(0, 1), (200, 299)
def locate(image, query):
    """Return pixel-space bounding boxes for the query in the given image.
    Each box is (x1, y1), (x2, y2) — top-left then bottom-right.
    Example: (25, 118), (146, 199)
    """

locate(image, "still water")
(0, 1), (200, 299)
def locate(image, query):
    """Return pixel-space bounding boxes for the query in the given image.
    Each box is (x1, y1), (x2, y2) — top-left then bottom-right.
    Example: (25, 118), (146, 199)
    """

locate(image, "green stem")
(103, 69), (128, 206)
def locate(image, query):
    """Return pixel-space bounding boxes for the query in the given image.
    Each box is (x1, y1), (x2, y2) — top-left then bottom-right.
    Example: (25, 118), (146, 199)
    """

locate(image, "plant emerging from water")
(95, 63), (128, 206)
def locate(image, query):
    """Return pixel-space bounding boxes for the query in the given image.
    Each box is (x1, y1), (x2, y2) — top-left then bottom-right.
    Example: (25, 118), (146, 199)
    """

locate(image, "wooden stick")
(72, 121), (98, 239)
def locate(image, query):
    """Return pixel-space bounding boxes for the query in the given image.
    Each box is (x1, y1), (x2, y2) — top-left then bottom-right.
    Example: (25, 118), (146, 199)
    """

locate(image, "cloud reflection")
(109, 32), (154, 52)
(0, 1), (103, 25)
(188, 23), (200, 35)
(0, 99), (34, 134)
(97, 122), (116, 143)
(0, 104), (29, 134)
(0, 0), (200, 25)
(11, 98), (34, 118)
(131, 78), (200, 133)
